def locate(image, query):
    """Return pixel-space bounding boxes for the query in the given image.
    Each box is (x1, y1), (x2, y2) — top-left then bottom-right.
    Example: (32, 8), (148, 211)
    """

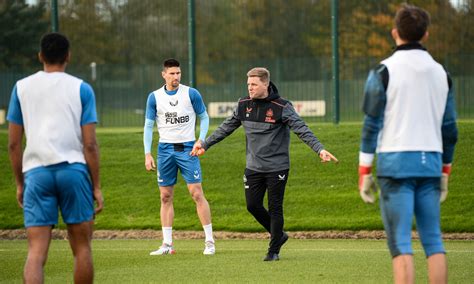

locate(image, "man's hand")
(319, 150), (338, 163)
(190, 140), (206, 156)
(358, 166), (377, 204)
(16, 184), (24, 208)
(145, 153), (156, 171)
(93, 187), (104, 214)
(440, 164), (451, 203)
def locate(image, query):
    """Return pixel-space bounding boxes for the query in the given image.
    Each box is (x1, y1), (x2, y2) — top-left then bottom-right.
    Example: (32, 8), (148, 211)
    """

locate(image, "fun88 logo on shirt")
(165, 112), (189, 124)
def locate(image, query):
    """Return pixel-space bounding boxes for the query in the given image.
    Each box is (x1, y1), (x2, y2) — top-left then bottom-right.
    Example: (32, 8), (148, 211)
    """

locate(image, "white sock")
(162, 227), (172, 245)
(203, 223), (214, 243)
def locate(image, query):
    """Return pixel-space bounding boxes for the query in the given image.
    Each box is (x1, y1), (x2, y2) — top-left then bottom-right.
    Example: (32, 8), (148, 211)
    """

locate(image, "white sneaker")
(150, 243), (176, 255)
(203, 241), (215, 255)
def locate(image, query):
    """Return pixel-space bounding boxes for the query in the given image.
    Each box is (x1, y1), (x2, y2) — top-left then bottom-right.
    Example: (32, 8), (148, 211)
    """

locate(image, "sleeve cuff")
(359, 152), (375, 167)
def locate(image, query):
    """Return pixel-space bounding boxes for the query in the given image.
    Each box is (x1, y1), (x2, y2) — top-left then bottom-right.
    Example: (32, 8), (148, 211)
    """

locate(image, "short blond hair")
(247, 67), (270, 83)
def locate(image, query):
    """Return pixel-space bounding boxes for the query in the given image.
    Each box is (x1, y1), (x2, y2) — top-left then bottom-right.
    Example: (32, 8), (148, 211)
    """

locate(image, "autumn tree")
(0, 0), (49, 71)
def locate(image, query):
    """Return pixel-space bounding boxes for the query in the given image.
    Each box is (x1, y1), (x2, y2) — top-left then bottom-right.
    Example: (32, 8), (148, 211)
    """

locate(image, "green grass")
(1, 239), (473, 283)
(1, 121), (473, 231)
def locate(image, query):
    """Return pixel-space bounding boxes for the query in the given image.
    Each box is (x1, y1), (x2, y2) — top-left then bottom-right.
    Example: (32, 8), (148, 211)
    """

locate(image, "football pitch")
(1, 122), (473, 282)
(1, 239), (473, 283)
(1, 122), (473, 232)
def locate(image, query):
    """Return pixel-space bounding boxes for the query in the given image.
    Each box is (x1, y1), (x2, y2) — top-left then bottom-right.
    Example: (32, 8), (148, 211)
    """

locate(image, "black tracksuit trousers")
(244, 168), (288, 254)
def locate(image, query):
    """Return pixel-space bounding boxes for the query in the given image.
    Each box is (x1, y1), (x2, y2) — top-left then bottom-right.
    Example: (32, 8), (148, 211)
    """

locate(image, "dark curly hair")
(40, 33), (70, 65)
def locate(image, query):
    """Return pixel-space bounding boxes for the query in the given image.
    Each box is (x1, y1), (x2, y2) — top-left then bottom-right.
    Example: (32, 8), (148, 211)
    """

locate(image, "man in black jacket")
(192, 67), (338, 261)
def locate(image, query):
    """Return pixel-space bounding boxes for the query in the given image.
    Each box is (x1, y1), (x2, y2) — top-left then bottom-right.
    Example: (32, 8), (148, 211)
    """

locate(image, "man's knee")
(160, 190), (174, 204)
(67, 222), (93, 254)
(246, 201), (263, 214)
(27, 251), (49, 266)
(188, 184), (206, 203)
(191, 190), (207, 204)
(191, 192), (203, 203)
(26, 226), (53, 264)
(268, 202), (283, 217)
(161, 194), (173, 204)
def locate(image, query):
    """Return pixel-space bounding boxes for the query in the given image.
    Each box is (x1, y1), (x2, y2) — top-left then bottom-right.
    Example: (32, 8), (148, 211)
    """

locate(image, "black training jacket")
(203, 81), (324, 172)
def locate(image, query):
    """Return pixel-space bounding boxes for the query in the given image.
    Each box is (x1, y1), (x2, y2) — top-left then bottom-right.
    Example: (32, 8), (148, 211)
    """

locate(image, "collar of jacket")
(393, 42), (427, 52)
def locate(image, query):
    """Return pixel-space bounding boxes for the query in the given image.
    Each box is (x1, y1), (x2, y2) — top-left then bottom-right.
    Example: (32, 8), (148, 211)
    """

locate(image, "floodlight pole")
(188, 0), (196, 88)
(331, 0), (340, 124)
(51, 0), (59, 32)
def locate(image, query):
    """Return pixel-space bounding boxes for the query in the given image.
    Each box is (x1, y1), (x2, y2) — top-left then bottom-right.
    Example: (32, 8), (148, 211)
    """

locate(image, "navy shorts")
(23, 162), (94, 227)
(157, 142), (202, 187)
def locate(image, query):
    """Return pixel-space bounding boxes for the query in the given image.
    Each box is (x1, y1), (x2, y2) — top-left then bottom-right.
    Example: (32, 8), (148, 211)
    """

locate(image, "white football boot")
(203, 241), (215, 255)
(150, 243), (176, 255)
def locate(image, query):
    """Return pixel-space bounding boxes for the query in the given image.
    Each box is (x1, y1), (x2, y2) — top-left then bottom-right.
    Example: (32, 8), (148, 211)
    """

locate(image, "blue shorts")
(23, 162), (94, 227)
(157, 142), (202, 187)
(378, 177), (445, 257)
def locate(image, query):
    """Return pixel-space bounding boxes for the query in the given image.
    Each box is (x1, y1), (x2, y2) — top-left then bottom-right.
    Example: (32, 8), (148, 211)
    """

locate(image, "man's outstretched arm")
(203, 113), (241, 149)
(283, 104), (338, 163)
(192, 105), (242, 156)
(192, 114), (242, 156)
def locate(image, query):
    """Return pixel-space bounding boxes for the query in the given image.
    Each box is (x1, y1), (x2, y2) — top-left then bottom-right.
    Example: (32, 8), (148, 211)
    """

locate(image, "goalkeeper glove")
(358, 166), (377, 204)
(440, 164), (451, 203)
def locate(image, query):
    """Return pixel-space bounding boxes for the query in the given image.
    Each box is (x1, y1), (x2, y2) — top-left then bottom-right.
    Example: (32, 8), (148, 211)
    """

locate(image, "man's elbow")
(83, 141), (99, 154)
(8, 141), (21, 154)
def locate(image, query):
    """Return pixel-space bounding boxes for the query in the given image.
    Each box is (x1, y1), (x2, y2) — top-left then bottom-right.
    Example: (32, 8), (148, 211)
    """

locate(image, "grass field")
(1, 121), (473, 231)
(1, 239), (473, 283)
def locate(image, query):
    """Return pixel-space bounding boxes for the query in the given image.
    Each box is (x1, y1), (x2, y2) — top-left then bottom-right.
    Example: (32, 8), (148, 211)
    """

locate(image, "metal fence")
(1, 0), (473, 127)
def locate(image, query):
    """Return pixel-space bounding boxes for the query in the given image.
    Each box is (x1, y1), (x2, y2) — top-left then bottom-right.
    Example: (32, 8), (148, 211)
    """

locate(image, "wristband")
(358, 166), (372, 175)
(442, 165), (452, 175)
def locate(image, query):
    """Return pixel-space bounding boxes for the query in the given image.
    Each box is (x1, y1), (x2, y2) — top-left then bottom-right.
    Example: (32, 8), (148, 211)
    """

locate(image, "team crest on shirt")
(169, 100), (178, 106)
(265, 108), (275, 123)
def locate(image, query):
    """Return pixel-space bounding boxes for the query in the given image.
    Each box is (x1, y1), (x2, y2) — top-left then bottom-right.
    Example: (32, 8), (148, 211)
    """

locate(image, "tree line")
(1, 0), (472, 80)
